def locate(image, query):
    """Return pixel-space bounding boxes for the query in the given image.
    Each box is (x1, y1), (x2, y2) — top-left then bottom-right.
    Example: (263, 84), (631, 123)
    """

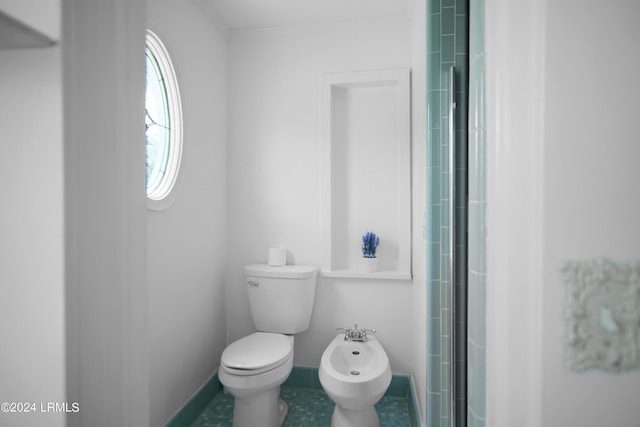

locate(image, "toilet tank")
(244, 264), (318, 334)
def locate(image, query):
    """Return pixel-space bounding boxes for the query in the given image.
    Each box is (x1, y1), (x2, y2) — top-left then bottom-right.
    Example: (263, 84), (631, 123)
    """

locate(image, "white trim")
(320, 69), (412, 278)
(145, 29), (183, 208)
(485, 0), (546, 426)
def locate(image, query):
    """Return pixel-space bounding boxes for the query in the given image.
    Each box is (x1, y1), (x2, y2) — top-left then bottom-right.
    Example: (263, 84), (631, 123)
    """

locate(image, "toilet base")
(231, 386), (288, 427)
(278, 398), (288, 424)
(330, 404), (380, 427)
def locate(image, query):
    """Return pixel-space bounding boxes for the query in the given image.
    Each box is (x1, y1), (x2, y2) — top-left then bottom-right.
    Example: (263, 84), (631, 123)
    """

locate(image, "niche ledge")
(321, 269), (412, 281)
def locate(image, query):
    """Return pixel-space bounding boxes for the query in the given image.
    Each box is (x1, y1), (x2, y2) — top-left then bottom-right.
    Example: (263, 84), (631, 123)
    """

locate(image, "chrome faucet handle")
(336, 326), (352, 340)
(337, 325), (375, 341)
(358, 328), (376, 342)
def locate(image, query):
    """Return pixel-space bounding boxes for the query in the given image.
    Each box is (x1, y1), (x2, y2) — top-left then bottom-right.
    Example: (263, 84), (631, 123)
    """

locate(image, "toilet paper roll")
(268, 247), (287, 266)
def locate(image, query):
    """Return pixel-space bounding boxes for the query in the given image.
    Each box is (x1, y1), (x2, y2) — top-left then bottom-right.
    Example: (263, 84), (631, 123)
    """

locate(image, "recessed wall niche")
(321, 69), (411, 280)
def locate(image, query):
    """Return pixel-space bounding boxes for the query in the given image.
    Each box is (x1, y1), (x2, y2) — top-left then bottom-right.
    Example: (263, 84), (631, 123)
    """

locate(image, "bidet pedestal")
(331, 404), (380, 427)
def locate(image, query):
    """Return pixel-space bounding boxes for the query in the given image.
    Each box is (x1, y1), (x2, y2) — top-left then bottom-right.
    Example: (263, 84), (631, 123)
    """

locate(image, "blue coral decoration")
(361, 231), (380, 258)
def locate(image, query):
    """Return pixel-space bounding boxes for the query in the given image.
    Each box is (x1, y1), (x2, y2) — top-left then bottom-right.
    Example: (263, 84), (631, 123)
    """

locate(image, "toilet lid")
(221, 332), (292, 375)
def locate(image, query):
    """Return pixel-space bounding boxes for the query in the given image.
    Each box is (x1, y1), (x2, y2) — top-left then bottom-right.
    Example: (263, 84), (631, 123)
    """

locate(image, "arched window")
(145, 30), (182, 202)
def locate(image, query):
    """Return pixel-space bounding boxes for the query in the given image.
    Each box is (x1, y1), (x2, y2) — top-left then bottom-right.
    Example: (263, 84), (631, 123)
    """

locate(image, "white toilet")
(219, 264), (318, 427)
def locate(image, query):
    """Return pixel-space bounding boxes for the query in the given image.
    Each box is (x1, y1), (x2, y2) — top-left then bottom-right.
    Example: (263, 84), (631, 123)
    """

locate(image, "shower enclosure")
(425, 0), (472, 426)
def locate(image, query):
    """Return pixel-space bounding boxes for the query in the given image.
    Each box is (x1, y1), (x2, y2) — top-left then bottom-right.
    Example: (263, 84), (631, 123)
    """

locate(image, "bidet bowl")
(319, 334), (391, 417)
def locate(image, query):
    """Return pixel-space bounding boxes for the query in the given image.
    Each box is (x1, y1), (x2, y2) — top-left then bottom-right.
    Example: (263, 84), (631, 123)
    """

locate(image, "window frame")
(145, 29), (183, 207)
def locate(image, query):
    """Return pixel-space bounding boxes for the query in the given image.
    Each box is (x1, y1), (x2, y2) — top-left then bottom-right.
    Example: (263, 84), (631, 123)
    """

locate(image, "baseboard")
(165, 370), (223, 427)
(165, 366), (421, 426)
(407, 374), (422, 427)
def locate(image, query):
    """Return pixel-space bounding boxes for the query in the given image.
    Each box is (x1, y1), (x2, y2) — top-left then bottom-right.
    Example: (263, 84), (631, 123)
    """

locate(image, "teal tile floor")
(190, 386), (413, 427)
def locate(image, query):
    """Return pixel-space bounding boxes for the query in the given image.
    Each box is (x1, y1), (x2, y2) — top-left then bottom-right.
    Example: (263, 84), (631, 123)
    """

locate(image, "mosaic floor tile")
(190, 386), (413, 427)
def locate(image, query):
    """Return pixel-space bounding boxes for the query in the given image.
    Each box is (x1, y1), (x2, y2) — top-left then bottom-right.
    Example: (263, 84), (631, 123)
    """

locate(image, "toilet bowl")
(219, 332), (294, 427)
(319, 334), (392, 427)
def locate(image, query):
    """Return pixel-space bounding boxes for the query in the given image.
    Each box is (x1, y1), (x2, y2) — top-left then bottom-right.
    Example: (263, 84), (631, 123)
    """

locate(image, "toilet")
(219, 264), (318, 427)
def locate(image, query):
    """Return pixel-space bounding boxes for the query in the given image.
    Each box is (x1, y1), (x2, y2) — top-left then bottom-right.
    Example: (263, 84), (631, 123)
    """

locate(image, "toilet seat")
(221, 332), (292, 376)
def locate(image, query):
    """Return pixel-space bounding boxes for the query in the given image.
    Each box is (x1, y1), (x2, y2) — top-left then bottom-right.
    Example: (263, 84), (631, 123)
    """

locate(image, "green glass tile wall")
(425, 0), (469, 426)
(467, 1), (486, 426)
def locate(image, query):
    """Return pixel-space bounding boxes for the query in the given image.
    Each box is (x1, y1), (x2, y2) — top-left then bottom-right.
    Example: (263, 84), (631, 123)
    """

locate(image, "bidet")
(319, 333), (391, 427)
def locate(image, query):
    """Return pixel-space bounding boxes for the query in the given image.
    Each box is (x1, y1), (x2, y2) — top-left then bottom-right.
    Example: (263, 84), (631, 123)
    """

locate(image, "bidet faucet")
(336, 326), (353, 341)
(336, 324), (376, 342)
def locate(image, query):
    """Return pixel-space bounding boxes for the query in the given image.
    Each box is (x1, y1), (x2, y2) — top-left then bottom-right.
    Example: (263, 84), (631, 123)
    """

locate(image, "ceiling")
(207, 0), (409, 30)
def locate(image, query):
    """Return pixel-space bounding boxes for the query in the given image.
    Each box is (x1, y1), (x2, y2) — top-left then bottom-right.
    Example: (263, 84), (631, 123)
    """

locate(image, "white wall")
(146, 1), (228, 426)
(2, 2), (149, 426)
(410, 0), (428, 423)
(486, 0), (640, 426)
(63, 1), (148, 425)
(0, 47), (65, 427)
(0, 2), (227, 426)
(0, 0), (60, 41)
(226, 17), (420, 374)
(542, 0), (640, 425)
